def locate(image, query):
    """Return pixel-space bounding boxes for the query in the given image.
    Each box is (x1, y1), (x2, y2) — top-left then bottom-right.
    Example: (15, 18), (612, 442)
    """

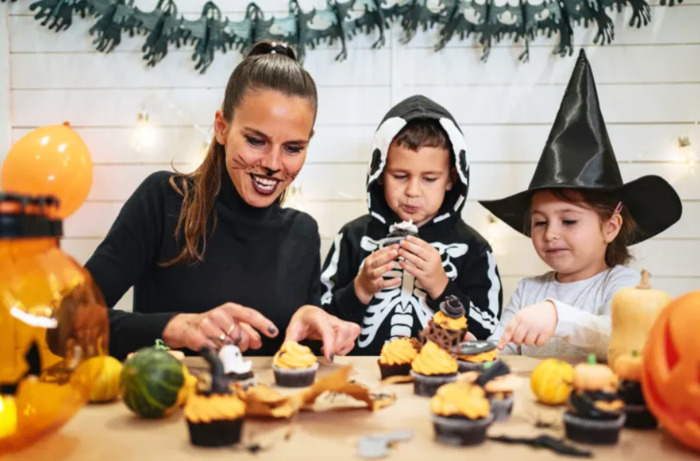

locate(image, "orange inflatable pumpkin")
(641, 291), (700, 452)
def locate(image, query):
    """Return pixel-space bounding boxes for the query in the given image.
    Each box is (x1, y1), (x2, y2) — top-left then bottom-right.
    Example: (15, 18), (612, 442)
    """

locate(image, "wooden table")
(6, 356), (698, 461)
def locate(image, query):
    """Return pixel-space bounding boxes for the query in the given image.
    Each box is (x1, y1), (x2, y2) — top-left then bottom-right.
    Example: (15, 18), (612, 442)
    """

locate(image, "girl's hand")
(354, 244), (401, 304)
(497, 301), (557, 350)
(397, 236), (449, 300)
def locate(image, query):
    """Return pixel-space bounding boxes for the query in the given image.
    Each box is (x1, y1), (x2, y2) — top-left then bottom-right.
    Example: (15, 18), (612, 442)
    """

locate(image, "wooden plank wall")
(3, 0), (700, 312)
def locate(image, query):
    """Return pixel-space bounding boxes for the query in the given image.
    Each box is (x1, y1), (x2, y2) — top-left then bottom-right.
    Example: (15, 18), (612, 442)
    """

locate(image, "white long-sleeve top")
(489, 265), (640, 361)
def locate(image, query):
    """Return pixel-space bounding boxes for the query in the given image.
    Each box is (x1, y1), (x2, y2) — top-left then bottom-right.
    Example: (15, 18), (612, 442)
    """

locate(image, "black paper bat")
(489, 435), (593, 458)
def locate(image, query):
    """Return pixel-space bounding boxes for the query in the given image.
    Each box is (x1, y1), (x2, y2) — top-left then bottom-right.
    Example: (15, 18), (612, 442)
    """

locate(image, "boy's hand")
(397, 236), (449, 300)
(497, 301), (557, 350)
(354, 244), (401, 305)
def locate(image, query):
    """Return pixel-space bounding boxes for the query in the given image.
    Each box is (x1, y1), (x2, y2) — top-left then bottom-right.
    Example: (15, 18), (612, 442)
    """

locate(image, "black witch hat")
(479, 50), (682, 244)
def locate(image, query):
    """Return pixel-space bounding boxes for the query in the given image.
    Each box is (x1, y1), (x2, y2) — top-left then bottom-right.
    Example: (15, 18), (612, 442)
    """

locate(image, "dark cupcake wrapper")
(410, 370), (457, 397)
(432, 414), (494, 446)
(563, 412), (625, 445)
(624, 404), (658, 430)
(488, 394), (514, 422)
(272, 363), (319, 388)
(378, 360), (413, 379)
(187, 418), (243, 447)
(457, 358), (500, 373)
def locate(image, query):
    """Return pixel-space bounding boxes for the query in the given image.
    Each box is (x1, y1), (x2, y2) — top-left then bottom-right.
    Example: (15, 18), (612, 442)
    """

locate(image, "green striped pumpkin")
(120, 348), (185, 418)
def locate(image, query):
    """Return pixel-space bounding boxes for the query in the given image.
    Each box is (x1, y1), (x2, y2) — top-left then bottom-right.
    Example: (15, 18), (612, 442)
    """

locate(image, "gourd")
(88, 356), (124, 403)
(530, 359), (574, 405)
(120, 348), (185, 418)
(642, 291), (700, 452)
(613, 351), (642, 382)
(608, 270), (671, 368)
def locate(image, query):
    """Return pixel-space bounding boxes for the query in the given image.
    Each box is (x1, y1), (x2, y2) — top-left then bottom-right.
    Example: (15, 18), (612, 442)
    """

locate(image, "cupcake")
(378, 337), (420, 379)
(272, 341), (319, 388)
(456, 340), (499, 372)
(380, 220), (418, 248)
(219, 344), (255, 389)
(614, 352), (657, 429)
(185, 348), (246, 447)
(564, 355), (625, 445)
(431, 382), (494, 446)
(410, 341), (458, 397)
(432, 295), (468, 339)
(476, 361), (518, 421)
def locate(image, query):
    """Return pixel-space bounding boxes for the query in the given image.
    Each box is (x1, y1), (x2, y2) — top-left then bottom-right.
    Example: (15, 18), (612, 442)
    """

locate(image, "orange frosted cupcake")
(378, 337), (420, 379)
(432, 295), (468, 338)
(185, 348), (246, 447)
(272, 341), (318, 387)
(431, 382), (494, 446)
(456, 340), (500, 372)
(410, 341), (458, 396)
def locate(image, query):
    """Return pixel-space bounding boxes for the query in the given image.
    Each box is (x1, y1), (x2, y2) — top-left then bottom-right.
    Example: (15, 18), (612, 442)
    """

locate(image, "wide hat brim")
(479, 175), (682, 245)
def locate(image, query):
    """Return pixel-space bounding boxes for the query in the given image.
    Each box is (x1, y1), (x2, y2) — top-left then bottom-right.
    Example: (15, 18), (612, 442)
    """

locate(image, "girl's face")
(530, 190), (622, 283)
(214, 89), (315, 208)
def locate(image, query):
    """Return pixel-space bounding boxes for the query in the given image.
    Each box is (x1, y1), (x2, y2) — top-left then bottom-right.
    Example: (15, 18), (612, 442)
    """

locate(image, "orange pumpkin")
(614, 352), (642, 383)
(642, 291), (700, 453)
(572, 355), (617, 392)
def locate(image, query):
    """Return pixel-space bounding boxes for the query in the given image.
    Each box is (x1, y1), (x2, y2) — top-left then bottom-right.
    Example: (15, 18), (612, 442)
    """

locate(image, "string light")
(485, 214), (507, 255)
(677, 136), (697, 174)
(131, 109), (156, 153)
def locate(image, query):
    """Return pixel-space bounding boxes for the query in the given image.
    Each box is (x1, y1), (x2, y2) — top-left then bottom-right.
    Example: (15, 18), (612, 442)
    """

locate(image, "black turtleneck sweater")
(85, 170), (321, 360)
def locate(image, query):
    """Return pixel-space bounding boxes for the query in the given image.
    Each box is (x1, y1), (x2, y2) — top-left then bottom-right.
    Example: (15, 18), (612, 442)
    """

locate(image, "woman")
(85, 41), (360, 360)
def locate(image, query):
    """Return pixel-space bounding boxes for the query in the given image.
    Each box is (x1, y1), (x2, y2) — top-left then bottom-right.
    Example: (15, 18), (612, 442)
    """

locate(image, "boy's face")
(382, 141), (453, 227)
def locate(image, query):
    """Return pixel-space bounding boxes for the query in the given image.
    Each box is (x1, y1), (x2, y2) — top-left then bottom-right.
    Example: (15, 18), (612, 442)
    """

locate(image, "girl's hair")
(163, 41), (318, 266)
(526, 188), (638, 267)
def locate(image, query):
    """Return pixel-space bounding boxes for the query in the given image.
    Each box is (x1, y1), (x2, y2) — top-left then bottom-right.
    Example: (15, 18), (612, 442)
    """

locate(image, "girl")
(480, 50), (682, 360)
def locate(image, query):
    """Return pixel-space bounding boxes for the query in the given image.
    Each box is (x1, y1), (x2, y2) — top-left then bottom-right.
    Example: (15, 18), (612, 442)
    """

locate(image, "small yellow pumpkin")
(608, 269), (671, 367)
(89, 356), (124, 403)
(530, 359), (574, 405)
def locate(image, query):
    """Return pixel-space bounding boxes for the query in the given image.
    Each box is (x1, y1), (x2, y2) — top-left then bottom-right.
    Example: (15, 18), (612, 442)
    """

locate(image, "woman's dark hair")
(164, 41), (318, 266)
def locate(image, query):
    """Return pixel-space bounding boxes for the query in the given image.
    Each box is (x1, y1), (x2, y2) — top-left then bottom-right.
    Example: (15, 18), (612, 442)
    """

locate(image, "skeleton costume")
(321, 95), (503, 355)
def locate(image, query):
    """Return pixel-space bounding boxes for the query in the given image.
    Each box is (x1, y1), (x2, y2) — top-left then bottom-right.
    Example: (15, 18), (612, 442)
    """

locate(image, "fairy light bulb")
(678, 136), (697, 174)
(132, 109), (156, 153)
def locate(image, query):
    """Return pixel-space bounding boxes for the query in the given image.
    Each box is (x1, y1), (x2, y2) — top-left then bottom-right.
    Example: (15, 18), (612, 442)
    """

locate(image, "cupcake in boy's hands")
(185, 348), (246, 447)
(410, 341), (458, 397)
(456, 340), (499, 373)
(432, 295), (468, 338)
(380, 220), (418, 248)
(430, 382), (494, 446)
(378, 337), (420, 379)
(564, 354), (625, 445)
(614, 352), (657, 429)
(475, 361), (518, 421)
(272, 341), (319, 388)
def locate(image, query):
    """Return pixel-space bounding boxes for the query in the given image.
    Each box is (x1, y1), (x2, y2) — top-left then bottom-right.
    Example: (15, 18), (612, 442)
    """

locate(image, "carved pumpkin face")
(0, 242), (108, 454)
(642, 291), (700, 453)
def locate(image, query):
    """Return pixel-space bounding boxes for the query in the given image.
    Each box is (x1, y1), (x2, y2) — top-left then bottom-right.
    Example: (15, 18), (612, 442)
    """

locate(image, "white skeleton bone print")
(356, 236), (468, 348)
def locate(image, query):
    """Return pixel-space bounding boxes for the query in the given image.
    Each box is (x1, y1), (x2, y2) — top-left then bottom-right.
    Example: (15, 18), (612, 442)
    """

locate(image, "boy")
(321, 95), (503, 355)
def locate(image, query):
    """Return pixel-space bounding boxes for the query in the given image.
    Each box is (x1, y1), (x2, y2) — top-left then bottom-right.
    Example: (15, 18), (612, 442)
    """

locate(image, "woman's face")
(215, 89), (315, 208)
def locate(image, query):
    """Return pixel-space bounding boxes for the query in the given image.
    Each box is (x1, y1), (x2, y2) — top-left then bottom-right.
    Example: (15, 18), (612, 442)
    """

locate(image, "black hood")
(366, 95), (470, 229)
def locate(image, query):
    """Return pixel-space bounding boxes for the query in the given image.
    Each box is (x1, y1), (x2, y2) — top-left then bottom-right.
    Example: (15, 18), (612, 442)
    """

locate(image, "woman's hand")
(285, 305), (361, 362)
(162, 302), (279, 352)
(497, 301), (557, 350)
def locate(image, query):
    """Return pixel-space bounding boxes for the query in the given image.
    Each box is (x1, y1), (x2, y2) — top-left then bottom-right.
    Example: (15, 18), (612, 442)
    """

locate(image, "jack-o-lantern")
(642, 291), (700, 452)
(0, 194), (108, 454)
